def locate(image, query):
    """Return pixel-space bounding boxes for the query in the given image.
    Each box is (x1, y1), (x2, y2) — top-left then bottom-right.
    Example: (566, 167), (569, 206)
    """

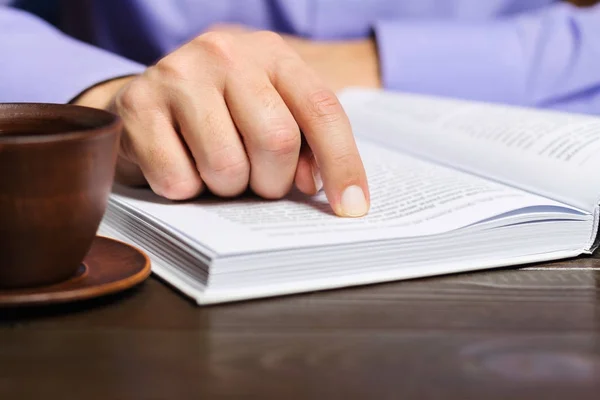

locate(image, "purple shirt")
(1, 0), (600, 115)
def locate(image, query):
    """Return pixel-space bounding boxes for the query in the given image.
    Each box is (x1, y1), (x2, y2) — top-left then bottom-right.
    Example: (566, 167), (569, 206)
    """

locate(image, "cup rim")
(0, 103), (122, 144)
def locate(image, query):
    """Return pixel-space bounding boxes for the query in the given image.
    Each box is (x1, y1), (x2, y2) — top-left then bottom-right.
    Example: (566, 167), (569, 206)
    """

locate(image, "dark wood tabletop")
(2, 252), (600, 400)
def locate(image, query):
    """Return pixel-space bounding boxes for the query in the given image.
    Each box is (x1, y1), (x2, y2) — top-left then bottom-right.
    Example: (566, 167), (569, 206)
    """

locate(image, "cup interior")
(0, 103), (118, 140)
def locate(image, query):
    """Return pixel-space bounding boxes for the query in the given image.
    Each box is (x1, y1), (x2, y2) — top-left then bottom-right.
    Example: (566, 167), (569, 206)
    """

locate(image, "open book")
(99, 88), (600, 305)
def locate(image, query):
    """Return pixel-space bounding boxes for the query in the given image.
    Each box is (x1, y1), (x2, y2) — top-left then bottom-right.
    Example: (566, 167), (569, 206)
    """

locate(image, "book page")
(108, 141), (577, 255)
(340, 88), (600, 211)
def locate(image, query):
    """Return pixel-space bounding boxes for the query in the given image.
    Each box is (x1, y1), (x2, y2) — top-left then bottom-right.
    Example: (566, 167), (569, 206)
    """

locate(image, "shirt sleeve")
(373, 3), (600, 115)
(0, 6), (146, 103)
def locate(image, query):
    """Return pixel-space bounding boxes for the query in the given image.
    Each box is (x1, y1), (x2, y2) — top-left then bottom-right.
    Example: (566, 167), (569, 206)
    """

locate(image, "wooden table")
(2, 254), (600, 399)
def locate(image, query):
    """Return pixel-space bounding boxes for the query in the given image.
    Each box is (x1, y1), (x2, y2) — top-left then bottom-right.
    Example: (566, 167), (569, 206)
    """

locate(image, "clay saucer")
(0, 236), (151, 307)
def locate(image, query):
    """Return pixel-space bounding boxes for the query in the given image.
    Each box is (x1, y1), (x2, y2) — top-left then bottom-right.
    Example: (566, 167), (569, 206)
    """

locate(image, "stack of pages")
(99, 88), (600, 305)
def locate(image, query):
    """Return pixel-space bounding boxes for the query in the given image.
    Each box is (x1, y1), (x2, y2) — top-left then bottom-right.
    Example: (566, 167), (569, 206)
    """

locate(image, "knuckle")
(256, 121), (301, 156)
(115, 78), (152, 113)
(143, 147), (202, 200)
(253, 30), (286, 48)
(154, 56), (193, 83)
(270, 55), (302, 84)
(205, 148), (249, 181)
(307, 89), (344, 125)
(331, 150), (361, 168)
(155, 175), (202, 200)
(195, 31), (236, 63)
(255, 85), (279, 112)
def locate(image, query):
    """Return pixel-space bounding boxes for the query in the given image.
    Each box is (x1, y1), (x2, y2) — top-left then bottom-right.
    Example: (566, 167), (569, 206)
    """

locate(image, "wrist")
(323, 39), (381, 90)
(345, 39), (381, 89)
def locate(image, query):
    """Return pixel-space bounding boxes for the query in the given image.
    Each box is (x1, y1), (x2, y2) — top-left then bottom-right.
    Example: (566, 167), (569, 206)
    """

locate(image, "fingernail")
(312, 166), (323, 193)
(340, 185), (368, 217)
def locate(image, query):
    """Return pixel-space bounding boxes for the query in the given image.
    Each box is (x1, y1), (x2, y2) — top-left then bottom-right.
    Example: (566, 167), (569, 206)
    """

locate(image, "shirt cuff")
(373, 19), (526, 105)
(0, 8), (146, 104)
(11, 36), (146, 103)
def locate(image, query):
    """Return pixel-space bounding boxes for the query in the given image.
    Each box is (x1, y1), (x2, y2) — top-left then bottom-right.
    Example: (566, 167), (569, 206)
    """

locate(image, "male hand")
(75, 30), (370, 217)
(207, 24), (381, 92)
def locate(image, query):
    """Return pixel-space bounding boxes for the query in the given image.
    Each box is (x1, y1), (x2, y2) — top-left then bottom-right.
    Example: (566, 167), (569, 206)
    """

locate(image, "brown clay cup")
(0, 103), (122, 289)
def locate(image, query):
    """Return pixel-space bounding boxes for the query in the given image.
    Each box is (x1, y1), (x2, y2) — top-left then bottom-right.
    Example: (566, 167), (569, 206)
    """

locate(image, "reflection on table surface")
(1, 254), (600, 399)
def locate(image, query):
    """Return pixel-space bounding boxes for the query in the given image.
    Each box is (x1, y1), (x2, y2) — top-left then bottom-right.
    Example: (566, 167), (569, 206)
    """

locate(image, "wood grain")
(1, 254), (600, 399)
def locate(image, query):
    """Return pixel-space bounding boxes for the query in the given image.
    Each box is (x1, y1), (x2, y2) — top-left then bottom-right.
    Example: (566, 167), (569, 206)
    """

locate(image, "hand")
(207, 24), (381, 92)
(74, 30), (370, 217)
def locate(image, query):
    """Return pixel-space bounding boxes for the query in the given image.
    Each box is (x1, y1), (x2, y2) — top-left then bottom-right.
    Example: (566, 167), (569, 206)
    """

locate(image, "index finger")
(271, 58), (370, 217)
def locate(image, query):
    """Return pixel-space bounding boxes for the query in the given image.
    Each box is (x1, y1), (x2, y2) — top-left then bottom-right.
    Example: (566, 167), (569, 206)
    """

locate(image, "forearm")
(0, 6), (144, 103)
